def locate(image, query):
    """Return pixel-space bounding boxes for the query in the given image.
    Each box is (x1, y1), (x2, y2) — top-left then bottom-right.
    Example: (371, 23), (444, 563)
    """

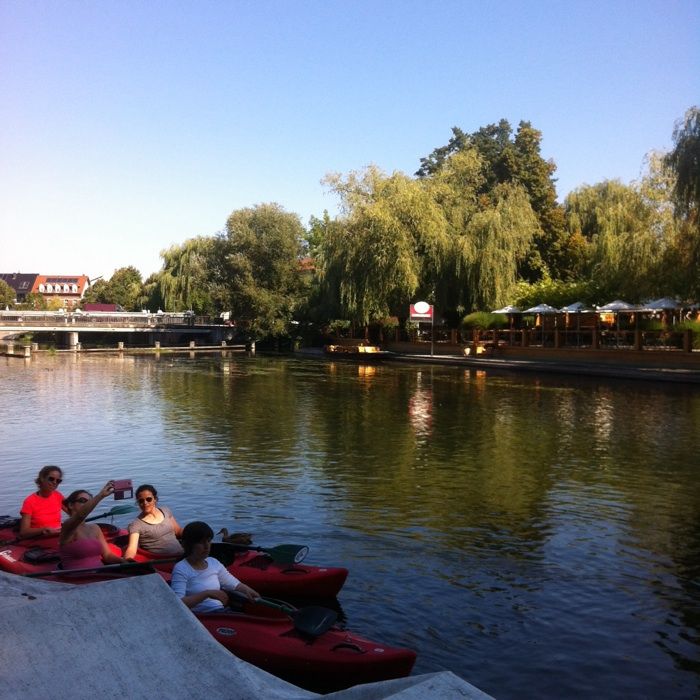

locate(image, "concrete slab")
(0, 572), (492, 699)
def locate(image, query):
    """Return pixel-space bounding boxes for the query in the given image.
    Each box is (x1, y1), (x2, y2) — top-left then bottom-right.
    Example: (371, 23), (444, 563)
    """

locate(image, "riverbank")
(298, 346), (700, 385)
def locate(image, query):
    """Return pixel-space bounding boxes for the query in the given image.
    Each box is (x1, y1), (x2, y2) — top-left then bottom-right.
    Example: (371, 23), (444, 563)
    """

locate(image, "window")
(39, 284), (45, 292)
(45, 284), (52, 293)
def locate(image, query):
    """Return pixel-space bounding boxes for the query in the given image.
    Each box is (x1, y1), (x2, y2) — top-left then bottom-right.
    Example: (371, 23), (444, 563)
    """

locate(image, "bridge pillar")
(65, 331), (79, 349)
(24, 345), (31, 358)
(118, 341), (124, 350)
(6, 342), (14, 355)
(189, 341), (196, 348)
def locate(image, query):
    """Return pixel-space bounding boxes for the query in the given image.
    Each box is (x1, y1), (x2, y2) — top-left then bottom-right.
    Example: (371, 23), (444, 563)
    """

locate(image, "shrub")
(461, 312), (507, 330)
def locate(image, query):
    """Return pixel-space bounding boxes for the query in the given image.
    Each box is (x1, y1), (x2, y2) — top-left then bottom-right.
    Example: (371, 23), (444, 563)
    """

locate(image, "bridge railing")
(0, 311), (211, 327)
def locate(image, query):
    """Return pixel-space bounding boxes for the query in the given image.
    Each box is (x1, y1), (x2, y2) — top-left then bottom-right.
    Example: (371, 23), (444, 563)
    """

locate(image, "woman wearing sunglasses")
(19, 465), (69, 539)
(59, 481), (128, 569)
(123, 484), (183, 560)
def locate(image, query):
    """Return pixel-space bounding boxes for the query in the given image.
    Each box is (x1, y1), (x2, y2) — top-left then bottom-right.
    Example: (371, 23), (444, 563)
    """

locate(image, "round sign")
(414, 301), (430, 314)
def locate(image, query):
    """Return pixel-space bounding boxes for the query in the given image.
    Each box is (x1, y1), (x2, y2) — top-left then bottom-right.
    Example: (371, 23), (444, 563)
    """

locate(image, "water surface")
(1, 353), (699, 698)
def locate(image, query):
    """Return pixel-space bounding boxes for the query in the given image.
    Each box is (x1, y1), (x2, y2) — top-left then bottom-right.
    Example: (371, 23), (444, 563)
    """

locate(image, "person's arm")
(169, 512), (183, 538)
(217, 561), (259, 602)
(123, 531), (141, 560)
(59, 482), (114, 545)
(18, 512), (59, 539)
(171, 563), (227, 609)
(97, 527), (126, 565)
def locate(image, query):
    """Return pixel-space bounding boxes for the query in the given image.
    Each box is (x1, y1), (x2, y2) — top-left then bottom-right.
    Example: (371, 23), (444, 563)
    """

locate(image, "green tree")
(564, 181), (662, 301)
(665, 106), (700, 219)
(20, 292), (47, 310)
(218, 203), (306, 338)
(0, 279), (14, 307)
(320, 166), (450, 325)
(82, 267), (144, 310)
(664, 107), (700, 298)
(417, 119), (567, 280)
(156, 236), (220, 314)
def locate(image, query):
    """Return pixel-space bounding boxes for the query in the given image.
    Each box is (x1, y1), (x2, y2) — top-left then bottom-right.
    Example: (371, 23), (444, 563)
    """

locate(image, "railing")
(0, 311), (210, 327)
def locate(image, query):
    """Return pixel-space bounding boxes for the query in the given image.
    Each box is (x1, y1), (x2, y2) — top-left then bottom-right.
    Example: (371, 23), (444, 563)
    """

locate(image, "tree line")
(8, 106), (697, 341)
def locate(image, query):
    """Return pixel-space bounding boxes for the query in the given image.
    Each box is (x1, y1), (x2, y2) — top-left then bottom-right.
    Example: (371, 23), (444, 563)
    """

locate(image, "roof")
(0, 273), (39, 294)
(32, 275), (90, 296)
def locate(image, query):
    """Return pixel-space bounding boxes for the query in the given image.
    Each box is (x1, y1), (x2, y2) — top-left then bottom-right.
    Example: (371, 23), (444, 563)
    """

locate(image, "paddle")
(229, 591), (338, 637)
(85, 504), (138, 522)
(24, 557), (180, 578)
(211, 541), (309, 565)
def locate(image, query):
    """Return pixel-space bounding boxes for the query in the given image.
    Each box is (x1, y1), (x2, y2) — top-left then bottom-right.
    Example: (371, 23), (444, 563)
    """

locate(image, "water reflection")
(1, 354), (699, 699)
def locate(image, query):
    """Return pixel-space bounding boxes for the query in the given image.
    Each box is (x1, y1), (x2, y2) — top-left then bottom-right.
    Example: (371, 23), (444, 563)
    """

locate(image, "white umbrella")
(598, 299), (637, 311)
(559, 301), (588, 312)
(492, 305), (521, 314)
(598, 300), (637, 346)
(523, 303), (559, 314)
(642, 297), (682, 310)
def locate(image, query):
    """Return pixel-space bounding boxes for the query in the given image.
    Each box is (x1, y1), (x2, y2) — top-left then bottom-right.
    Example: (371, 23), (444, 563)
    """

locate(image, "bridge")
(0, 310), (231, 349)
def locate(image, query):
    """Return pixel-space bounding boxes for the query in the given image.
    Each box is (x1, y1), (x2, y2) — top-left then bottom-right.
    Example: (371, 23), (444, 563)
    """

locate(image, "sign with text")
(409, 301), (433, 321)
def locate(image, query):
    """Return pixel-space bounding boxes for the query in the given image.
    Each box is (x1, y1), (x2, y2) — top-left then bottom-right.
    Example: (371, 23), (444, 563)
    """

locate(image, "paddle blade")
(291, 605), (338, 637)
(265, 544), (309, 564)
(85, 504), (138, 522)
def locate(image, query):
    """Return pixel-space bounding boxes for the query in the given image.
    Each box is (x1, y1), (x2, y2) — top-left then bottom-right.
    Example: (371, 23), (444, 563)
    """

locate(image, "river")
(1, 352), (699, 698)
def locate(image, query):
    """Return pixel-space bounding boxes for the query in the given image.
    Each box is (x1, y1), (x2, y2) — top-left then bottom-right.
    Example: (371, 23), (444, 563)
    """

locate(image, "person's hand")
(208, 590), (229, 605)
(238, 584), (259, 602)
(41, 527), (60, 536)
(97, 481), (115, 500)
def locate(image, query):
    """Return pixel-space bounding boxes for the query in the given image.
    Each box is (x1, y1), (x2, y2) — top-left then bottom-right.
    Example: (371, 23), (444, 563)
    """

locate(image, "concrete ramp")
(0, 572), (491, 699)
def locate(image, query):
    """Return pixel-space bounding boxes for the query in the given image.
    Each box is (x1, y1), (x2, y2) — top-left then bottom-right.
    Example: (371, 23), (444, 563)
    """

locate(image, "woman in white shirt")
(171, 521), (259, 613)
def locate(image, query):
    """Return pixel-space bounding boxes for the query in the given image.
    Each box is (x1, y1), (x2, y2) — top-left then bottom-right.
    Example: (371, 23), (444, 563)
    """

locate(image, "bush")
(674, 320), (700, 349)
(461, 312), (507, 330)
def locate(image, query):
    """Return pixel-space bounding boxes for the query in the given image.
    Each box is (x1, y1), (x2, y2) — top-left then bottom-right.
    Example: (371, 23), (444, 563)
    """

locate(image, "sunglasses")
(73, 497), (89, 504)
(137, 496), (154, 504)
(47, 476), (62, 484)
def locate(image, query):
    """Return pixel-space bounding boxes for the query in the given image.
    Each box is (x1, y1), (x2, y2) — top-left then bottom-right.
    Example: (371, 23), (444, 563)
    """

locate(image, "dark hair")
(35, 465), (63, 487)
(181, 521), (214, 556)
(64, 490), (91, 506)
(135, 484), (158, 499)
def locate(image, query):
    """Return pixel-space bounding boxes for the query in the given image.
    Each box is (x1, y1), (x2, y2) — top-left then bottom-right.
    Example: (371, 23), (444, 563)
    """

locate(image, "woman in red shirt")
(19, 465), (68, 539)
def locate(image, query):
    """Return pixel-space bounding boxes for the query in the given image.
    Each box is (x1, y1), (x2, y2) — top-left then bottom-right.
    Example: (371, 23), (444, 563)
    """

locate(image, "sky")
(1, 1), (698, 281)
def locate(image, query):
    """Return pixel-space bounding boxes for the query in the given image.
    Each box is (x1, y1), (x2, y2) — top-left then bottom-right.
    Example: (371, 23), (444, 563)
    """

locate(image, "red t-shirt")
(20, 491), (64, 528)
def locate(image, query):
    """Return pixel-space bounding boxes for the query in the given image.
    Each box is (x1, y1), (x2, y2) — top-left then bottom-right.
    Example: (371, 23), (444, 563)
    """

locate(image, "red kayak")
(124, 539), (349, 598)
(0, 524), (348, 598)
(198, 600), (416, 693)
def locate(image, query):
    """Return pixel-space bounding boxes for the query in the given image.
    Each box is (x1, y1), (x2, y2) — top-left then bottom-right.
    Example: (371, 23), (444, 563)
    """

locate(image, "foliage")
(665, 106), (700, 219)
(417, 119), (568, 280)
(46, 297), (64, 311)
(513, 278), (594, 309)
(19, 292), (47, 310)
(83, 267), (144, 311)
(564, 181), (663, 302)
(0, 279), (15, 307)
(461, 311), (507, 330)
(156, 236), (219, 314)
(326, 319), (351, 336)
(217, 203), (306, 339)
(320, 167), (450, 325)
(674, 319), (700, 349)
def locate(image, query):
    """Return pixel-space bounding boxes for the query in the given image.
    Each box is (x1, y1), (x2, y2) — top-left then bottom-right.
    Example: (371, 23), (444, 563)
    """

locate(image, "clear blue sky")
(1, 0), (698, 280)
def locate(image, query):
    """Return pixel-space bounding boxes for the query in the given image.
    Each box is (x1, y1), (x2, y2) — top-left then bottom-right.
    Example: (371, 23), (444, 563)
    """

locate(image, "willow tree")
(417, 119), (567, 280)
(157, 236), (219, 314)
(320, 167), (450, 325)
(219, 203), (306, 339)
(565, 181), (663, 301)
(426, 149), (539, 312)
(664, 107), (700, 298)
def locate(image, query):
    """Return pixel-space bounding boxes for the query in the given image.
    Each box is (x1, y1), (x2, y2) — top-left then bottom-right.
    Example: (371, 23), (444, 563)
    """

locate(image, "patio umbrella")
(598, 300), (638, 345)
(523, 304), (559, 344)
(559, 302), (589, 343)
(492, 305), (521, 314)
(523, 303), (559, 314)
(643, 297), (681, 310)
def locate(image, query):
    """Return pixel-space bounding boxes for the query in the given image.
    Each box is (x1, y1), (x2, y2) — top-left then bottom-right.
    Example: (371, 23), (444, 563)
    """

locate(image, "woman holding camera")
(59, 481), (128, 569)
